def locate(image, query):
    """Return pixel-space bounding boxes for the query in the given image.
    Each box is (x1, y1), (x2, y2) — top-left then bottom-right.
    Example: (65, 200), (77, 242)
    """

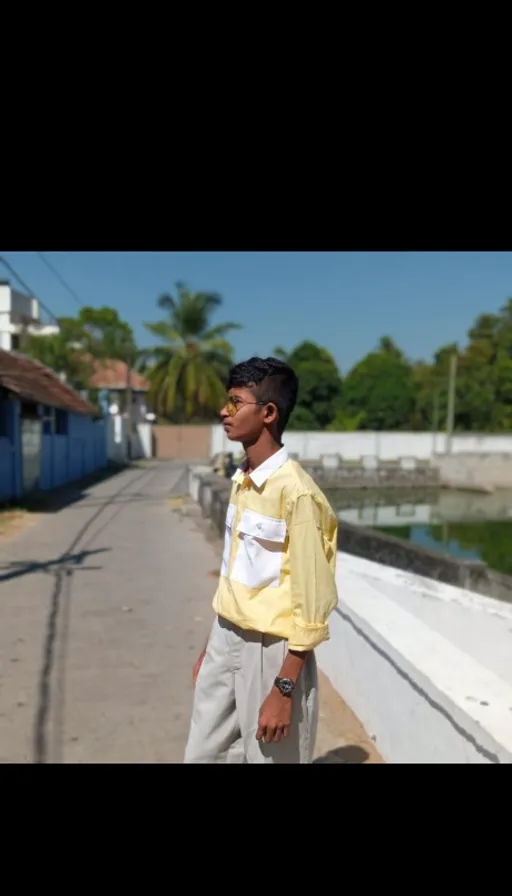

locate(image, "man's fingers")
(273, 727), (283, 743)
(256, 723), (265, 741)
(283, 725), (290, 738)
(265, 725), (275, 744)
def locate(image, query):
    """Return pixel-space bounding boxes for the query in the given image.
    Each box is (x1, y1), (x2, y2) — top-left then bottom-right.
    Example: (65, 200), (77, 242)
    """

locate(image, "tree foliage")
(275, 341), (343, 430)
(343, 345), (415, 431)
(278, 298), (512, 433)
(143, 282), (241, 422)
(22, 307), (138, 401)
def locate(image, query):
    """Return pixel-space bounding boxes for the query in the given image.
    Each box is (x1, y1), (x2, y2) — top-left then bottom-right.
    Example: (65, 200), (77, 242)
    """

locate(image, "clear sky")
(1, 251), (511, 373)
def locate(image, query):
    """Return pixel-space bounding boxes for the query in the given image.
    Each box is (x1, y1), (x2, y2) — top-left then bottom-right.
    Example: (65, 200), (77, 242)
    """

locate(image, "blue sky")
(1, 251), (512, 373)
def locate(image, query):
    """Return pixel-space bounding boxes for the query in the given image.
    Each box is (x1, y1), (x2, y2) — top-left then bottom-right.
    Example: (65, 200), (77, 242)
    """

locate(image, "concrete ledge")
(304, 464), (439, 489)
(317, 553), (512, 763)
(337, 518), (512, 604)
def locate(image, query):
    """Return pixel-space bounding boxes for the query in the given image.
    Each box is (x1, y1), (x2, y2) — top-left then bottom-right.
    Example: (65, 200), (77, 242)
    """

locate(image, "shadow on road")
(0, 548), (109, 583)
(12, 464), (128, 515)
(32, 465), (159, 764)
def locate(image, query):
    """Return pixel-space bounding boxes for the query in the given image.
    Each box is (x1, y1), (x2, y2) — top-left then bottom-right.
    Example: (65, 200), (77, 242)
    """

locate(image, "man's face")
(220, 387), (275, 443)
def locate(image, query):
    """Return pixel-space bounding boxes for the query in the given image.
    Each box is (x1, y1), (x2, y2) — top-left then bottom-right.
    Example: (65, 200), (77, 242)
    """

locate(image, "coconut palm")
(143, 283), (241, 421)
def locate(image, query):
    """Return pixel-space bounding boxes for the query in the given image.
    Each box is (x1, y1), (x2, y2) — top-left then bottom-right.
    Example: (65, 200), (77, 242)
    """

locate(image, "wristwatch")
(274, 676), (295, 697)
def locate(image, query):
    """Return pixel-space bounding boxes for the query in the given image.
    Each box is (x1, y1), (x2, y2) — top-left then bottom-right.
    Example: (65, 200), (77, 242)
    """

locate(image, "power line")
(0, 255), (59, 324)
(37, 252), (84, 309)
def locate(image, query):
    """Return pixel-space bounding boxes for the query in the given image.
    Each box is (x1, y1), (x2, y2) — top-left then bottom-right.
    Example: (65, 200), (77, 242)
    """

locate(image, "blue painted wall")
(1, 397), (107, 502)
(0, 399), (21, 502)
(40, 411), (107, 492)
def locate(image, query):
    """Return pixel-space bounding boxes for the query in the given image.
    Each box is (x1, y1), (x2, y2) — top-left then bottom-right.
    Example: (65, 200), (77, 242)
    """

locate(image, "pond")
(325, 487), (512, 578)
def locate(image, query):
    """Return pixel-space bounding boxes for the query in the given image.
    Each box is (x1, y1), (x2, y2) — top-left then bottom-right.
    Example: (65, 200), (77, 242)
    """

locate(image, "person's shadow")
(313, 745), (370, 764)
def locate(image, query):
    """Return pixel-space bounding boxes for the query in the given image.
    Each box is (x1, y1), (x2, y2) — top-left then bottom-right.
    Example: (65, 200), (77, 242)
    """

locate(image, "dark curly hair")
(227, 356), (298, 435)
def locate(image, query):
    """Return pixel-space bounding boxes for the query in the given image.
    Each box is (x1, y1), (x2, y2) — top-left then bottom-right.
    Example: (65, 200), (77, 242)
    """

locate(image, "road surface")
(0, 462), (381, 763)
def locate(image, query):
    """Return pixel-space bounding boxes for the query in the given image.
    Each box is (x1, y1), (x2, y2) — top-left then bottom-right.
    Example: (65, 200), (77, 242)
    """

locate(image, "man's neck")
(243, 436), (282, 474)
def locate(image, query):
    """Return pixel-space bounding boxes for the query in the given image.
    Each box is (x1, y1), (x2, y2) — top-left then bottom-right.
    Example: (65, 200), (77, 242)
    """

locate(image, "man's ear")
(263, 402), (279, 426)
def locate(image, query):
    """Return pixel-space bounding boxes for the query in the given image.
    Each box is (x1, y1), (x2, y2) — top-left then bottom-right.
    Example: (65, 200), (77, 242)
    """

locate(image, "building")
(89, 359), (151, 421)
(0, 280), (59, 352)
(0, 349), (107, 502)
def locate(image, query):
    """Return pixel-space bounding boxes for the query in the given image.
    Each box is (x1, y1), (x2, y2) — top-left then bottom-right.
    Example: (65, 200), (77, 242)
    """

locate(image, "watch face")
(278, 678), (294, 696)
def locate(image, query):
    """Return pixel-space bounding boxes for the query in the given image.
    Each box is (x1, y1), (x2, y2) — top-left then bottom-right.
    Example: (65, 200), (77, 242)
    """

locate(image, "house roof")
(0, 349), (97, 416)
(88, 359), (149, 391)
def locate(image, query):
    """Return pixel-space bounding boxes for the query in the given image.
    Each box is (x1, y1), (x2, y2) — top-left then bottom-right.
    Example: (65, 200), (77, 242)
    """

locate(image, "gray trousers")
(184, 616), (318, 763)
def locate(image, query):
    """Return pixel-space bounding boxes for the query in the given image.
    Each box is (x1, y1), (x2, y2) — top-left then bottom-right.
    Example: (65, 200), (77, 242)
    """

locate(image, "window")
(43, 406), (54, 435)
(55, 409), (68, 435)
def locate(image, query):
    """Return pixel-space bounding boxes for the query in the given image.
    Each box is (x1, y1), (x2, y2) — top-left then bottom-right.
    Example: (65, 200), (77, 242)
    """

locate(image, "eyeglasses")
(224, 397), (267, 418)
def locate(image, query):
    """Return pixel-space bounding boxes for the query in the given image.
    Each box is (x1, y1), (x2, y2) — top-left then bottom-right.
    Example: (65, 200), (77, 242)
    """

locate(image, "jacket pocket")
(231, 510), (287, 590)
(220, 503), (236, 577)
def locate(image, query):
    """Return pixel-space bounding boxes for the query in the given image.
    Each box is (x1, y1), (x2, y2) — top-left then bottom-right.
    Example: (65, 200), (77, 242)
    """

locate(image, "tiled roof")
(88, 359), (149, 391)
(0, 349), (97, 416)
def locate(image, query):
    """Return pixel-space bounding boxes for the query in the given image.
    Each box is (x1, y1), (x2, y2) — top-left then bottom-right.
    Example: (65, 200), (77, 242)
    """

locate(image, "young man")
(184, 357), (339, 763)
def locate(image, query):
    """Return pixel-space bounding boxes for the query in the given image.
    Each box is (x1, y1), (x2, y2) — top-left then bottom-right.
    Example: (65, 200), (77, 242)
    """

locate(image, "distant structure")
(0, 280), (59, 352)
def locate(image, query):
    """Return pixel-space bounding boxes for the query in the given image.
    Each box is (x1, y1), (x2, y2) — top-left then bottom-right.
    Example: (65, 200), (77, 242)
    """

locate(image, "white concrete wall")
(136, 422), (152, 459)
(211, 426), (512, 461)
(106, 417), (153, 463)
(107, 415), (128, 464)
(317, 553), (512, 764)
(0, 284), (13, 350)
(435, 453), (512, 489)
(0, 285), (56, 351)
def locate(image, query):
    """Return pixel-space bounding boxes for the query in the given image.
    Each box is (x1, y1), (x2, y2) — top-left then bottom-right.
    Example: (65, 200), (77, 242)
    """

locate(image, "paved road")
(0, 463), (217, 763)
(0, 461), (381, 764)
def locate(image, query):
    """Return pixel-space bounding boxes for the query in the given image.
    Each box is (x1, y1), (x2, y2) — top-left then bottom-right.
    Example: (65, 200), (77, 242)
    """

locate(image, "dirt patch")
(0, 509), (37, 542)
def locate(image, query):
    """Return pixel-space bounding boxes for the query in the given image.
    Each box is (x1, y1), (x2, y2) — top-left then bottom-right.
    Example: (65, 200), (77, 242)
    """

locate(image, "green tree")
(413, 299), (512, 433)
(327, 409), (366, 432)
(143, 282), (241, 421)
(275, 341), (343, 430)
(23, 317), (94, 390)
(458, 300), (512, 431)
(22, 308), (139, 417)
(342, 340), (415, 430)
(78, 306), (137, 366)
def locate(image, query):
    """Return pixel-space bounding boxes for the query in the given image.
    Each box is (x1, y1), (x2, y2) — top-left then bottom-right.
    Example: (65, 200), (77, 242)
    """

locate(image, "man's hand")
(256, 688), (292, 744)
(192, 649), (206, 687)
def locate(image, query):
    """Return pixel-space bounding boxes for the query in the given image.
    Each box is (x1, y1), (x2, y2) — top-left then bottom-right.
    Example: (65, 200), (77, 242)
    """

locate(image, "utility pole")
(125, 349), (132, 461)
(432, 387), (440, 453)
(445, 353), (457, 454)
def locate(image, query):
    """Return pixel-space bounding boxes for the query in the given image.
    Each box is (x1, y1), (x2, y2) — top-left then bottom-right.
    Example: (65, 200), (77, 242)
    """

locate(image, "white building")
(0, 280), (59, 352)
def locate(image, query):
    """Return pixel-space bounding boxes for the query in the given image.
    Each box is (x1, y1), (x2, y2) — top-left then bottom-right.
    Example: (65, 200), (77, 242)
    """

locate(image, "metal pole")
(432, 387), (439, 453)
(126, 350), (133, 461)
(446, 354), (457, 454)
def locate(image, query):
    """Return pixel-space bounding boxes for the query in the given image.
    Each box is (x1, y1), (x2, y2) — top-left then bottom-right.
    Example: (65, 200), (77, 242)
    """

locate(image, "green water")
(325, 487), (512, 577)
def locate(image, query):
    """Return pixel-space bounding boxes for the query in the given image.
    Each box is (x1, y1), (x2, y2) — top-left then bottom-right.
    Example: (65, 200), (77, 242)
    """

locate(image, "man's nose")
(219, 405), (229, 420)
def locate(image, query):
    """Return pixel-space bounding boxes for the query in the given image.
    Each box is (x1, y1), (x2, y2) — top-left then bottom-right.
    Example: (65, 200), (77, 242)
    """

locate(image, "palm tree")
(143, 282), (241, 421)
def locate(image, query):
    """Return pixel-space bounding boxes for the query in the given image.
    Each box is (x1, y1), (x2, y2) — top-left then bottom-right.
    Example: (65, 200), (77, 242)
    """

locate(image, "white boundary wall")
(211, 426), (512, 461)
(317, 553), (512, 764)
(107, 417), (153, 463)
